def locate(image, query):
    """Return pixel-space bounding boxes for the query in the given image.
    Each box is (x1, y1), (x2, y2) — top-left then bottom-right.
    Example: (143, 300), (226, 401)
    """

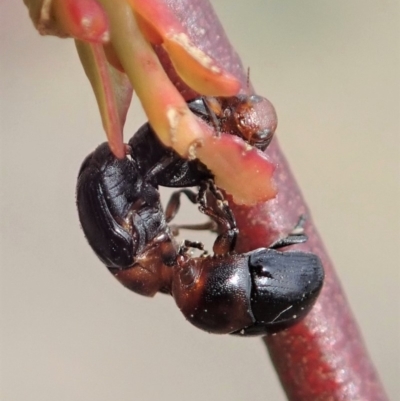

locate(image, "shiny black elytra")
(76, 133), (324, 335)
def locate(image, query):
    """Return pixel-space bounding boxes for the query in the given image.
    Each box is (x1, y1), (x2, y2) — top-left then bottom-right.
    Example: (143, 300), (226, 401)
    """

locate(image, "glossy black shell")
(128, 123), (212, 188)
(173, 248), (324, 335)
(240, 248), (324, 334)
(76, 143), (166, 269)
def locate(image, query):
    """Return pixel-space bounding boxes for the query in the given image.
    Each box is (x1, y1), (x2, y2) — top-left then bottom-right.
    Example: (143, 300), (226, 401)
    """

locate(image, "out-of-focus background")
(1, 1), (398, 400)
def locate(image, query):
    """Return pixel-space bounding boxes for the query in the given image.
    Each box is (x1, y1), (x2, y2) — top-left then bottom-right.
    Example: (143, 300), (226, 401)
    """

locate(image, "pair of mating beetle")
(76, 95), (324, 336)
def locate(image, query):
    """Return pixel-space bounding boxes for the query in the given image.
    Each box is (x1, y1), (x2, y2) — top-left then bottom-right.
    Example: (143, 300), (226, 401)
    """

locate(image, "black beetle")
(76, 137), (324, 335)
(127, 94), (277, 189)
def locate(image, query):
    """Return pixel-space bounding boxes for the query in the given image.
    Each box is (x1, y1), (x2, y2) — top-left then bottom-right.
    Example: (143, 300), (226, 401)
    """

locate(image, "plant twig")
(158, 1), (389, 400)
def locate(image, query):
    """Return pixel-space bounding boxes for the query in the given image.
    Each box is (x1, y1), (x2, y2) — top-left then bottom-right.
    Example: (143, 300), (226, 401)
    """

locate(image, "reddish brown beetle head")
(232, 94), (278, 151)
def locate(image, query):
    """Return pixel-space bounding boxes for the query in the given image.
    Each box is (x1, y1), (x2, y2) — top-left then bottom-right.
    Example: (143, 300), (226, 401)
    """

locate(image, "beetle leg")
(212, 227), (239, 255)
(169, 220), (218, 237)
(165, 179), (239, 254)
(197, 180), (238, 255)
(292, 214), (307, 234)
(269, 234), (308, 250)
(178, 239), (205, 255)
(197, 180), (237, 231)
(269, 215), (308, 250)
(183, 239), (204, 250)
(204, 180), (237, 228)
(144, 154), (177, 183)
(165, 189), (199, 223)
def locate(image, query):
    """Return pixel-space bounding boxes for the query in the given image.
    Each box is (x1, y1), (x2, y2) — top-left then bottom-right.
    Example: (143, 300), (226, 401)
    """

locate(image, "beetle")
(76, 140), (324, 335)
(188, 94), (278, 151)
(127, 94), (277, 190)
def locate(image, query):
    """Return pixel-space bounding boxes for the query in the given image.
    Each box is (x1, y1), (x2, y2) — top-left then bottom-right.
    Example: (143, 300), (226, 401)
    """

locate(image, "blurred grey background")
(1, 1), (398, 400)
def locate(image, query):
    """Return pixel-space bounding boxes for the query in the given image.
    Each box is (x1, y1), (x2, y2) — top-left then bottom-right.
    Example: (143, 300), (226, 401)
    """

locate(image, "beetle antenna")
(246, 67), (250, 93)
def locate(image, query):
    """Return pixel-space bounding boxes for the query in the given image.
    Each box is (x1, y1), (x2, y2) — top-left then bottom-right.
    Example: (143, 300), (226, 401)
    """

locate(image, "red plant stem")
(158, 1), (389, 400)
(233, 143), (389, 401)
